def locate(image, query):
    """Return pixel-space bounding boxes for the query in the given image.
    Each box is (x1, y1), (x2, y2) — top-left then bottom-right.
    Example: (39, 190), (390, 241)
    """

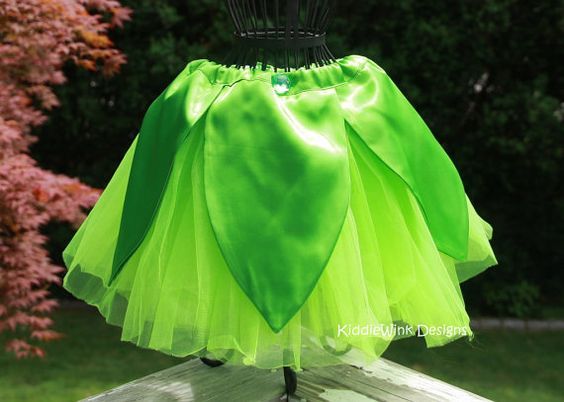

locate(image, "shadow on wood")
(83, 357), (491, 401)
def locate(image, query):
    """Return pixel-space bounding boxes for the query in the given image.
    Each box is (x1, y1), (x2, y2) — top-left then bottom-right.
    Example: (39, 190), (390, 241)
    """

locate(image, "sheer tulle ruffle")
(62, 119), (496, 370)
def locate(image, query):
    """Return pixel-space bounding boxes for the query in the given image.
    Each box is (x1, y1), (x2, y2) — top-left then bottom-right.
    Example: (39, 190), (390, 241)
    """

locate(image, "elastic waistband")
(185, 54), (370, 95)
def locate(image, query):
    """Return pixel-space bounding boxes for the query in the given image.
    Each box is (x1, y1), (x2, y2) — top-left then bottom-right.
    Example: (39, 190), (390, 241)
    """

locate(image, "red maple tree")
(0, 0), (131, 358)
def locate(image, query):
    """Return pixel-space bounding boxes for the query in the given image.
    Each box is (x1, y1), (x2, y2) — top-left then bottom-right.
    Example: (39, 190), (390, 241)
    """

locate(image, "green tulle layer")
(62, 116), (496, 370)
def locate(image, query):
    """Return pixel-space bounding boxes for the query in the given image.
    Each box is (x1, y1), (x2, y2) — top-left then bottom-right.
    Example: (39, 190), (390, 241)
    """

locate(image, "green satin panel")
(204, 82), (350, 332)
(334, 59), (469, 261)
(108, 55), (470, 331)
(109, 61), (223, 285)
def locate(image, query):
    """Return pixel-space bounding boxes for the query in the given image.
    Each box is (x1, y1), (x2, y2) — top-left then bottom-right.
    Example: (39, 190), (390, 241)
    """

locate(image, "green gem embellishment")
(271, 74), (291, 94)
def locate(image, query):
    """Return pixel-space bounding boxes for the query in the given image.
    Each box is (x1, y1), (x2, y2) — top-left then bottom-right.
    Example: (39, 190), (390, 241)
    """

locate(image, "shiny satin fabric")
(108, 55), (469, 332)
(335, 59), (468, 261)
(204, 82), (350, 332)
(110, 63), (223, 284)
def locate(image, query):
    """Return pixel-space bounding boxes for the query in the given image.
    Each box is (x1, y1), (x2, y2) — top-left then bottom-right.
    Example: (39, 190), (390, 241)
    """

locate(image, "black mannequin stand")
(201, 356), (298, 396)
(223, 0), (336, 71)
(200, 357), (226, 368)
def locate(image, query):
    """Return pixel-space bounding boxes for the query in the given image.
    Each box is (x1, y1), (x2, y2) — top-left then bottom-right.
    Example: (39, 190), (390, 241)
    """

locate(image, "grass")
(383, 329), (564, 402)
(0, 305), (185, 402)
(1, 304), (563, 402)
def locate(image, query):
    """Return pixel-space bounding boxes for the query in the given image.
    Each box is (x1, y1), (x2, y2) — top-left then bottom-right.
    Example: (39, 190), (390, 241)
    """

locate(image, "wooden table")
(83, 358), (491, 401)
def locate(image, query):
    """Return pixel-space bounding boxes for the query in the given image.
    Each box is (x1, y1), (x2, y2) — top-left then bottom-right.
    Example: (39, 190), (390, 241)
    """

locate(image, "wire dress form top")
(224, 0), (336, 71)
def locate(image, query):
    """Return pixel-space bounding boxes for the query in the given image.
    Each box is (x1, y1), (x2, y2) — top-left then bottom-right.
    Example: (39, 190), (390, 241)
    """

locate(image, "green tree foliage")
(35, 0), (563, 316)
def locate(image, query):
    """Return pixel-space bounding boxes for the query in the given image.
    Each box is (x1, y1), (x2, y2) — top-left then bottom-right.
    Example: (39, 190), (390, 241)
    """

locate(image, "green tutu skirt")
(62, 55), (497, 370)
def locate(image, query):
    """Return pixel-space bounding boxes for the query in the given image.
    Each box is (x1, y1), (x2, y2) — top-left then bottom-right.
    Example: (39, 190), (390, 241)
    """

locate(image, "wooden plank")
(302, 359), (491, 402)
(82, 358), (491, 402)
